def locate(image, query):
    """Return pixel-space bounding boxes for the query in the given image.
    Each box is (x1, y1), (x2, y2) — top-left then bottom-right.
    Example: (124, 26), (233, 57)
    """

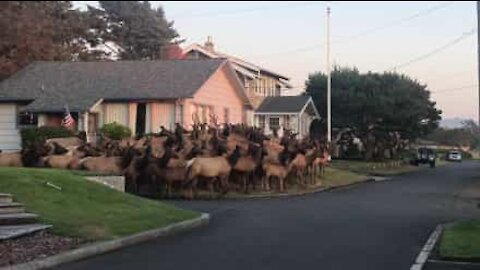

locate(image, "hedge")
(20, 126), (75, 147)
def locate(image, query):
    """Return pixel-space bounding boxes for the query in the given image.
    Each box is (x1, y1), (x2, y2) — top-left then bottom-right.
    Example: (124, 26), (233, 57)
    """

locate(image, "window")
(18, 112), (38, 127)
(258, 115), (265, 128)
(224, 108), (229, 124)
(201, 105), (210, 124)
(269, 117), (280, 130)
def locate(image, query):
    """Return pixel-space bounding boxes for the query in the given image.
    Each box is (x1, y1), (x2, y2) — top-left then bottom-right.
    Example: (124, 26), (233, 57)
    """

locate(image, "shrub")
(21, 126), (75, 147)
(100, 122), (131, 140)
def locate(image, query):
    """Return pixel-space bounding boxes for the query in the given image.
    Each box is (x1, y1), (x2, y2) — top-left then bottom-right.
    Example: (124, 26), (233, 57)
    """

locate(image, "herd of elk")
(0, 122), (329, 199)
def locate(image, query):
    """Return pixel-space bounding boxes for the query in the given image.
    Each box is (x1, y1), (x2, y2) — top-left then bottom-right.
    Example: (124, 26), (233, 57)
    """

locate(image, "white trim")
(88, 98), (104, 113)
(299, 97), (320, 119)
(83, 112), (89, 142)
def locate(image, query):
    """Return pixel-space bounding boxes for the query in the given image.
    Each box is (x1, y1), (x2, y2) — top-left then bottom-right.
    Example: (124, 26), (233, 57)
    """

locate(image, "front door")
(136, 103), (146, 137)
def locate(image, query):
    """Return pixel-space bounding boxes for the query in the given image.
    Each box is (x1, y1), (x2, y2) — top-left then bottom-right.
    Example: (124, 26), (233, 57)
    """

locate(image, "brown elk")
(232, 144), (263, 193)
(186, 145), (241, 198)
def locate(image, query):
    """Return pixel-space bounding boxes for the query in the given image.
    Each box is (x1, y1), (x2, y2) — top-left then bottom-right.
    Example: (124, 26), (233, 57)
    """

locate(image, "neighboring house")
(181, 37), (292, 123)
(0, 59), (251, 151)
(254, 95), (320, 138)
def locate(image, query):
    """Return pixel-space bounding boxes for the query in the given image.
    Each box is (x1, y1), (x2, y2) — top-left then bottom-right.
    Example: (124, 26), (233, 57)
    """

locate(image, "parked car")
(411, 147), (436, 168)
(446, 150), (462, 162)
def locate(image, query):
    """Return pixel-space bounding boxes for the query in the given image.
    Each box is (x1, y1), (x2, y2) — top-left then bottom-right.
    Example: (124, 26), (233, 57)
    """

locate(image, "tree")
(0, 1), (94, 80)
(90, 1), (180, 60)
(426, 120), (480, 149)
(305, 67), (441, 160)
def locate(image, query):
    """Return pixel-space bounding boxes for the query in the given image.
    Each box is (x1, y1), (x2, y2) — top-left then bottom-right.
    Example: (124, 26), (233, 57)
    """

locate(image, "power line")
(254, 1), (454, 58)
(333, 1), (454, 44)
(387, 28), (476, 71)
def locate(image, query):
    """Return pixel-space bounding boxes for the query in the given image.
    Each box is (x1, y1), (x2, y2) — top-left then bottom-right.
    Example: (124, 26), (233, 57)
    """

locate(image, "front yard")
(330, 160), (421, 176)
(439, 220), (480, 261)
(0, 168), (198, 241)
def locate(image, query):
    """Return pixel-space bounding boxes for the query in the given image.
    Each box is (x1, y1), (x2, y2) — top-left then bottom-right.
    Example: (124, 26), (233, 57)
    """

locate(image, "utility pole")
(326, 5), (332, 144)
(477, 1), (480, 124)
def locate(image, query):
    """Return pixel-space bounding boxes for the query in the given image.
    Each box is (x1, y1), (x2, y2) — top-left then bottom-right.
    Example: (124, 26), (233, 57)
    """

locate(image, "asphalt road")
(57, 162), (480, 270)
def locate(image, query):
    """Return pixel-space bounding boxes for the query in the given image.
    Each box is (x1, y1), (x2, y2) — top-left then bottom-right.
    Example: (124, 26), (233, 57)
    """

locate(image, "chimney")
(204, 36), (214, 52)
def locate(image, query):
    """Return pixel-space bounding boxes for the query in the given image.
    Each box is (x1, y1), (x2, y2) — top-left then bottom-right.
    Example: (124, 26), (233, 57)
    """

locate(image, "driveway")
(57, 161), (480, 270)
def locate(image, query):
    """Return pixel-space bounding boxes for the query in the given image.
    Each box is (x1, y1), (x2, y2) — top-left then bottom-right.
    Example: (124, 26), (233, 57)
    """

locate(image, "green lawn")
(330, 160), (420, 176)
(439, 220), (480, 260)
(0, 168), (198, 241)
(221, 167), (369, 199)
(321, 167), (370, 188)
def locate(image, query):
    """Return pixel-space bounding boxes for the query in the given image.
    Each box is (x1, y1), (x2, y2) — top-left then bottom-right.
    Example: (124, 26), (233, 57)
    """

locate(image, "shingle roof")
(255, 95), (312, 113)
(183, 44), (291, 81)
(0, 59), (227, 112)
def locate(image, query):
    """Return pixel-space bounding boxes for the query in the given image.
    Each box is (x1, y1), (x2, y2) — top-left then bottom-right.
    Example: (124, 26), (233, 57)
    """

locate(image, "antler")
(209, 112), (220, 128)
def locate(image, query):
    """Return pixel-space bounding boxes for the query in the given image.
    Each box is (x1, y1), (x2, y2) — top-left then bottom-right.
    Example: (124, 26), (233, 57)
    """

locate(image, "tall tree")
(0, 1), (93, 80)
(91, 1), (180, 60)
(306, 67), (441, 160)
(426, 120), (480, 149)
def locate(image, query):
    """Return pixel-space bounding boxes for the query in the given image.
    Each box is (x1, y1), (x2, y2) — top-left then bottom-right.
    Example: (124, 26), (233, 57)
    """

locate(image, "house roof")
(0, 59), (247, 112)
(183, 43), (291, 82)
(255, 95), (313, 114)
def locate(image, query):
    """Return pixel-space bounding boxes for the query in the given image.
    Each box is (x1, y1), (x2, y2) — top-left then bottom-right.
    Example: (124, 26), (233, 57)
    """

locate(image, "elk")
(186, 146), (241, 198)
(45, 137), (83, 150)
(290, 151), (308, 185)
(0, 142), (48, 167)
(261, 147), (293, 191)
(232, 144), (263, 193)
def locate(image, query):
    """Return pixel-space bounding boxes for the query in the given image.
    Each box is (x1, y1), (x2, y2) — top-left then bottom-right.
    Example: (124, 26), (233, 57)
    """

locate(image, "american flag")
(62, 105), (75, 128)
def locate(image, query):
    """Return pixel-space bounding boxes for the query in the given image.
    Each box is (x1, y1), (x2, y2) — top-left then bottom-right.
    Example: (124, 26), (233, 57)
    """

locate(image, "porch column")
(297, 113), (301, 137)
(128, 103), (137, 136)
(37, 114), (46, 127)
(84, 112), (89, 142)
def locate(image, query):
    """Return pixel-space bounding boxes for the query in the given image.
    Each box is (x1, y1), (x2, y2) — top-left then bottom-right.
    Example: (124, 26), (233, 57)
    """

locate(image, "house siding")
(0, 104), (21, 152)
(184, 66), (245, 127)
(151, 102), (175, 132)
(103, 103), (129, 127)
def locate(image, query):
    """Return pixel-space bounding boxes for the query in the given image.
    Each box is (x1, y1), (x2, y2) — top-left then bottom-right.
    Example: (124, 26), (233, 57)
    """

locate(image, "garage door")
(0, 104), (21, 152)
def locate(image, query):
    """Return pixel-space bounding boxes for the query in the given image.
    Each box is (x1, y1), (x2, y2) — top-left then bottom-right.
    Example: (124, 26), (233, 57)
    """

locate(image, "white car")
(446, 151), (462, 162)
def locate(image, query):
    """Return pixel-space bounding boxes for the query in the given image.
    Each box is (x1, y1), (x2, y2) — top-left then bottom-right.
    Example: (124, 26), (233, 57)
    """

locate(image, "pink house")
(0, 59), (252, 148)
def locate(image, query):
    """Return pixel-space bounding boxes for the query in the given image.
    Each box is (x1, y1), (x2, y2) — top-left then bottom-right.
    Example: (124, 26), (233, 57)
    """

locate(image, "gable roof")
(0, 59), (248, 112)
(183, 44), (291, 82)
(255, 95), (313, 114)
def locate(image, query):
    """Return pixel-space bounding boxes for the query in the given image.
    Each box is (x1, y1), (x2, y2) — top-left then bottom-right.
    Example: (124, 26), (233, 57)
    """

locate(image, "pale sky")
(74, 1), (478, 121)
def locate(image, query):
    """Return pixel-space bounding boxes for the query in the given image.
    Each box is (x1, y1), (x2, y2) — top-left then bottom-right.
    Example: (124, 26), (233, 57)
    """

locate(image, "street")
(57, 162), (480, 270)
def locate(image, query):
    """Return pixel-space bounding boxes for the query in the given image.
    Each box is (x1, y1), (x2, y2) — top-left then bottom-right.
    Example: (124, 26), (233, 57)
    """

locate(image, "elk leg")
(264, 175), (271, 191)
(279, 177), (284, 192)
(208, 180), (214, 199)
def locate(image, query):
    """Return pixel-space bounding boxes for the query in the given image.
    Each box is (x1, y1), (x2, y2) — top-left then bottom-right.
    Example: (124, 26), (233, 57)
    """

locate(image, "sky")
(73, 1), (478, 121)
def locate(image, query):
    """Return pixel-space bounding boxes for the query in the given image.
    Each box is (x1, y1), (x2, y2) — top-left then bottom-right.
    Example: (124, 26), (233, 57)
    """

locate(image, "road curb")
(206, 177), (376, 200)
(1, 213), (210, 270)
(410, 224), (443, 270)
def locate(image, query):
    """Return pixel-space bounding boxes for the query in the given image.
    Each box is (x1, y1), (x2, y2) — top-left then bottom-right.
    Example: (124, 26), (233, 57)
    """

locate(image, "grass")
(0, 168), (198, 241)
(439, 220), (480, 260)
(184, 167), (371, 199)
(321, 167), (370, 188)
(330, 160), (420, 176)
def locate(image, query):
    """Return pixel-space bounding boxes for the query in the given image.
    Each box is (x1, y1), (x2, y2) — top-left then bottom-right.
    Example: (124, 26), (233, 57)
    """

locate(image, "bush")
(21, 126), (75, 147)
(100, 122), (131, 140)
